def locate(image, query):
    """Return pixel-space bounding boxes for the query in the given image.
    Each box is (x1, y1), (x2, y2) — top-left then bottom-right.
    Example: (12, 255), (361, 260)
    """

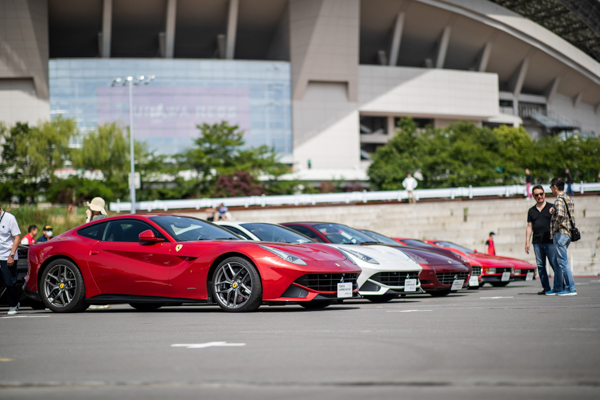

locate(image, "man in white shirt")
(0, 205), (21, 315)
(402, 173), (418, 204)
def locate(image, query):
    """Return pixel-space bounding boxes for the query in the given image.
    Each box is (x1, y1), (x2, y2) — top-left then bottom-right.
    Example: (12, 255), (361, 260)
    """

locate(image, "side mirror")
(139, 229), (165, 243)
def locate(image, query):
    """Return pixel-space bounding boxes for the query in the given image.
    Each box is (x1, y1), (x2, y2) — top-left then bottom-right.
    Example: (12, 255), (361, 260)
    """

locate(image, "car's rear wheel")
(299, 302), (332, 309)
(40, 259), (87, 313)
(491, 282), (510, 287)
(211, 257), (262, 312)
(364, 295), (395, 303)
(428, 290), (451, 297)
(129, 303), (163, 311)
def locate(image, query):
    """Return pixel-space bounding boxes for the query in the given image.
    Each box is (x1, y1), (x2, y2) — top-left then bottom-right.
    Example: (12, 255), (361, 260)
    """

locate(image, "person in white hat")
(85, 197), (108, 223)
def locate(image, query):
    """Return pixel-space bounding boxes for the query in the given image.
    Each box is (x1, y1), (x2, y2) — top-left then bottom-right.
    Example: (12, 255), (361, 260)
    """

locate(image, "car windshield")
(401, 239), (437, 248)
(360, 230), (400, 245)
(435, 241), (475, 254)
(313, 223), (379, 245)
(241, 223), (314, 244)
(150, 216), (239, 242)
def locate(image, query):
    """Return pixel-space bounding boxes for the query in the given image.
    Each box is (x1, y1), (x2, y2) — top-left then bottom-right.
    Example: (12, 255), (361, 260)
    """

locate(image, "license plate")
(469, 276), (479, 287)
(501, 272), (511, 281)
(337, 282), (352, 298)
(404, 279), (417, 292)
(526, 271), (534, 281)
(451, 279), (464, 290)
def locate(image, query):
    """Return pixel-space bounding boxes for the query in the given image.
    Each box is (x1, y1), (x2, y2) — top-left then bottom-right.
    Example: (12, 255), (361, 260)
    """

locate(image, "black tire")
(364, 295), (395, 303)
(491, 282), (510, 287)
(40, 259), (87, 313)
(211, 257), (262, 312)
(428, 290), (451, 297)
(467, 286), (480, 290)
(299, 302), (332, 309)
(129, 303), (163, 311)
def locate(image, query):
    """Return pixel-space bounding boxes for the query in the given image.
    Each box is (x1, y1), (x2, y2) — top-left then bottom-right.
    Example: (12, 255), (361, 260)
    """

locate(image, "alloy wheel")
(213, 262), (253, 309)
(44, 263), (78, 308)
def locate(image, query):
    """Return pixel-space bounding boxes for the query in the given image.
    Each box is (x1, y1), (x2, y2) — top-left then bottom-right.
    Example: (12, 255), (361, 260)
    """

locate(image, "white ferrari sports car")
(214, 221), (423, 302)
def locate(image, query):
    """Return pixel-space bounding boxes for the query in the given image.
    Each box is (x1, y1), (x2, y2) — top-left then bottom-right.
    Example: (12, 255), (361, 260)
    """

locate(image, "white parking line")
(386, 310), (432, 313)
(0, 315), (50, 319)
(479, 296), (514, 299)
(171, 342), (246, 349)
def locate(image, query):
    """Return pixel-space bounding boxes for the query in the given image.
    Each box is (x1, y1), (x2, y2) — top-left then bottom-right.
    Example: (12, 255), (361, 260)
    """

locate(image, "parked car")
(425, 240), (516, 287)
(24, 215), (362, 312)
(357, 230), (473, 296)
(281, 223), (470, 297)
(215, 221), (424, 302)
(393, 238), (483, 289)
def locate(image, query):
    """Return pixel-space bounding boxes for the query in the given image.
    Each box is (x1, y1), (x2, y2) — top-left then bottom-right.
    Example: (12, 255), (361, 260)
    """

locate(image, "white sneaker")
(7, 302), (20, 315)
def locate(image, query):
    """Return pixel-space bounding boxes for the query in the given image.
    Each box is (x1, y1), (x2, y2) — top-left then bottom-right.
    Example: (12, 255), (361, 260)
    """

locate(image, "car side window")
(104, 220), (166, 243)
(287, 226), (323, 242)
(78, 222), (108, 240)
(220, 225), (251, 240)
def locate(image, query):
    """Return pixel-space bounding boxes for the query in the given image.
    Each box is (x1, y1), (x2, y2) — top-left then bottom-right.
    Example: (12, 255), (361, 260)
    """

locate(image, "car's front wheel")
(40, 259), (88, 313)
(211, 257), (262, 312)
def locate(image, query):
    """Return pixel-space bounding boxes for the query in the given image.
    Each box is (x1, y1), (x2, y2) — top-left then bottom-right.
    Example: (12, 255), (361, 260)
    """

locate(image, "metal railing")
(109, 182), (600, 212)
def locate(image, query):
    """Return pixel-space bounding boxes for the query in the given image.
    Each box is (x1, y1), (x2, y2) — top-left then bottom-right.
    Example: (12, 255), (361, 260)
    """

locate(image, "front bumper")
(481, 275), (514, 283)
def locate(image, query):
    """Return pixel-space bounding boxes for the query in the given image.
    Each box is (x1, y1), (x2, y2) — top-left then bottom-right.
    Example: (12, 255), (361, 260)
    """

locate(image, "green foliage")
(8, 206), (81, 238)
(368, 118), (600, 190)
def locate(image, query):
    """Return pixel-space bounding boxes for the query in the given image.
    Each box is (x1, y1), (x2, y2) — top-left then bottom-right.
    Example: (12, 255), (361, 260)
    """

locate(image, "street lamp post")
(111, 75), (154, 214)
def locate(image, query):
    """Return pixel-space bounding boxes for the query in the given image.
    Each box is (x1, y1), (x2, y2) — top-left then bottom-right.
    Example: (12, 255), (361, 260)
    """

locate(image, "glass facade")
(49, 59), (292, 158)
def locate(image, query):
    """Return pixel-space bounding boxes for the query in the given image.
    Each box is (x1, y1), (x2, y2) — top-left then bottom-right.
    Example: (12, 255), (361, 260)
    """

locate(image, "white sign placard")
(526, 271), (534, 281)
(451, 279), (465, 290)
(404, 279), (417, 292)
(469, 276), (479, 287)
(337, 282), (352, 298)
(501, 272), (511, 281)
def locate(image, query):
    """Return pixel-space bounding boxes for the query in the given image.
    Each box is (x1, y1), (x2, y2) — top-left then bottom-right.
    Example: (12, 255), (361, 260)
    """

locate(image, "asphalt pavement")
(1, 278), (599, 400)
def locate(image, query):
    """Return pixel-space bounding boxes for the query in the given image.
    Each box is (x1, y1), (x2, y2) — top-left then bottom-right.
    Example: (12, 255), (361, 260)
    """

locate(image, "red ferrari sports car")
(425, 240), (517, 287)
(393, 238), (484, 289)
(23, 215), (361, 312)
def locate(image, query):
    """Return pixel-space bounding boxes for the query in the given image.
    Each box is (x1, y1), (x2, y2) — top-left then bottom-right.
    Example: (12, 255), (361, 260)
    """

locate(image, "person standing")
(485, 232), (496, 255)
(402, 173), (418, 204)
(85, 197), (108, 223)
(547, 177), (577, 296)
(0, 205), (22, 315)
(525, 185), (557, 294)
(525, 169), (533, 199)
(20, 225), (38, 245)
(36, 225), (53, 243)
(565, 168), (574, 197)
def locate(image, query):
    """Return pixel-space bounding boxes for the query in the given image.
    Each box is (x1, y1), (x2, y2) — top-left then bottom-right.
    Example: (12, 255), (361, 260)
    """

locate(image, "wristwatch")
(9, 254), (15, 258)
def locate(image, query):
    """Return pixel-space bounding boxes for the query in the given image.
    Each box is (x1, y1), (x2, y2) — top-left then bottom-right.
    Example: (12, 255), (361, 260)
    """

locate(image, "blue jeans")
(0, 260), (19, 307)
(566, 184), (574, 197)
(533, 243), (556, 292)
(552, 232), (576, 292)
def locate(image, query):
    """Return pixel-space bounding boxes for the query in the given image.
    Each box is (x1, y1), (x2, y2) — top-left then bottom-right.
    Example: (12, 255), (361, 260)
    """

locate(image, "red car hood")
(469, 253), (515, 268)
(494, 256), (535, 268)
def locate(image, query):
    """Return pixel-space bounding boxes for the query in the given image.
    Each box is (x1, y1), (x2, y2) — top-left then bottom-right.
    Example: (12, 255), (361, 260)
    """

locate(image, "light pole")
(111, 75), (154, 214)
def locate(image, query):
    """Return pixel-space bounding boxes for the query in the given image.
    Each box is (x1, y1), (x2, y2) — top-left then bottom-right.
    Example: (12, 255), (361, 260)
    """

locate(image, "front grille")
(370, 271), (419, 287)
(495, 267), (512, 274)
(436, 272), (469, 284)
(295, 273), (358, 292)
(471, 266), (481, 276)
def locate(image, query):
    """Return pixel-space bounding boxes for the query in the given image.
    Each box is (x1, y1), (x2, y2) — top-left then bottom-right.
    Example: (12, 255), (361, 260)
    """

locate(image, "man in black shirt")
(565, 168), (574, 197)
(526, 185), (557, 294)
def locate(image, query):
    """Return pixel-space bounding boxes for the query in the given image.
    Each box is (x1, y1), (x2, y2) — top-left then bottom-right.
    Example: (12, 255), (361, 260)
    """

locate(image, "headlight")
(259, 245), (306, 265)
(514, 269), (521, 275)
(405, 253), (429, 265)
(484, 268), (496, 274)
(335, 248), (357, 265)
(341, 248), (379, 264)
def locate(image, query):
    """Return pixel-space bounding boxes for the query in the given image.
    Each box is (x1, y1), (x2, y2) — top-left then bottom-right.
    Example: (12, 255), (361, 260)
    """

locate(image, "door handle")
(89, 250), (99, 255)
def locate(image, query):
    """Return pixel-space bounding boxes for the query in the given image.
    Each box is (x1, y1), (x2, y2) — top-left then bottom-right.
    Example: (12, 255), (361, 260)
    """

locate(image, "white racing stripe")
(386, 310), (432, 313)
(172, 342), (246, 349)
(1, 315), (50, 319)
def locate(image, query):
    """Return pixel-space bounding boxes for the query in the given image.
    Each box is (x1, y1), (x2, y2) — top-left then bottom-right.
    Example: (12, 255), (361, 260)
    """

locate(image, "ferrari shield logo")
(176, 244), (183, 252)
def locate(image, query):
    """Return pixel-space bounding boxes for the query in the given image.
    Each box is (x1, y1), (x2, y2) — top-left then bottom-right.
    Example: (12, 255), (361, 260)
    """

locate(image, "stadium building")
(1, 0), (600, 182)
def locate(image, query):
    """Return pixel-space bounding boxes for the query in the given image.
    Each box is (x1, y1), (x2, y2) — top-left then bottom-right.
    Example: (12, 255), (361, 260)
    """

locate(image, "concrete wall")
(548, 93), (600, 136)
(0, 0), (50, 126)
(188, 196), (600, 275)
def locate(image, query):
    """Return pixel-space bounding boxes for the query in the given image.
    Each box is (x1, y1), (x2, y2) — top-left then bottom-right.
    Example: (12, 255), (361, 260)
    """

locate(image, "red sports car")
(426, 240), (517, 287)
(23, 215), (361, 312)
(393, 238), (484, 289)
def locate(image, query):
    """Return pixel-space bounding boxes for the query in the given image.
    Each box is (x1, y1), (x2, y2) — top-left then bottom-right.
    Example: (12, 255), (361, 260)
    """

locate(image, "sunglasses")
(533, 193), (545, 197)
